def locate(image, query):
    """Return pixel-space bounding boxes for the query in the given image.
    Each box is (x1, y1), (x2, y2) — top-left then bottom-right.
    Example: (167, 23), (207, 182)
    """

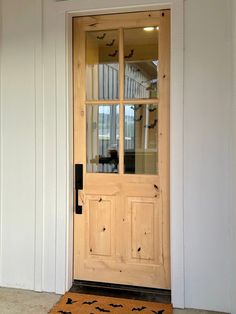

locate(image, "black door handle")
(75, 164), (83, 214)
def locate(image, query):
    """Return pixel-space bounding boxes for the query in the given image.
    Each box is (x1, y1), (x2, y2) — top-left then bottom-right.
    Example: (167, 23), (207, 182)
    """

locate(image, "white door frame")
(45, 0), (184, 308)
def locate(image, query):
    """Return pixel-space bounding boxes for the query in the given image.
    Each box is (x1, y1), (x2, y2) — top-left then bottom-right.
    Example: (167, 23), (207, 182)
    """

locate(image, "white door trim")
(44, 0), (184, 308)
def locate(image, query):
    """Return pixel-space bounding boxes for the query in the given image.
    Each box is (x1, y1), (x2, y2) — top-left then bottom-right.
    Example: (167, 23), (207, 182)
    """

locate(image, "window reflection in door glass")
(124, 28), (159, 99)
(86, 30), (119, 101)
(124, 104), (158, 174)
(87, 105), (119, 173)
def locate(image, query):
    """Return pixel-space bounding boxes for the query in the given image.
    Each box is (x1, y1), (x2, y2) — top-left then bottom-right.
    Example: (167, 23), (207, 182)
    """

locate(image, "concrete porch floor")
(0, 287), (224, 314)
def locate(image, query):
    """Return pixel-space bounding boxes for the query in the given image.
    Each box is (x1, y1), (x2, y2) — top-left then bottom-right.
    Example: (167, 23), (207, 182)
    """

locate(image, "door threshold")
(70, 280), (171, 304)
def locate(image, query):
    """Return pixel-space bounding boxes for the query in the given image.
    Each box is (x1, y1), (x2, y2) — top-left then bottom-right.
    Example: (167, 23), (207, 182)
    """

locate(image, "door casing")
(45, 1), (184, 307)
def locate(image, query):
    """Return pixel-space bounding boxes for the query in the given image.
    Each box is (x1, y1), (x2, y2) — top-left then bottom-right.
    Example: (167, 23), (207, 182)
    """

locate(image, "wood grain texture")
(73, 10), (170, 289)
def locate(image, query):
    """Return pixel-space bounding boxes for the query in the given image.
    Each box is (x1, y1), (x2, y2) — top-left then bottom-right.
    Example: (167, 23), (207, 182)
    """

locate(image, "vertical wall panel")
(0, 0), (42, 289)
(232, 1), (236, 313)
(55, 10), (68, 294)
(42, 1), (57, 292)
(184, 0), (232, 312)
(0, 0), (2, 286)
(34, 0), (44, 292)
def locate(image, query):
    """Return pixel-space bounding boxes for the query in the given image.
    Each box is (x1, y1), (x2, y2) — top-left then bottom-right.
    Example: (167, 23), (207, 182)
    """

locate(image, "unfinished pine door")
(73, 10), (170, 289)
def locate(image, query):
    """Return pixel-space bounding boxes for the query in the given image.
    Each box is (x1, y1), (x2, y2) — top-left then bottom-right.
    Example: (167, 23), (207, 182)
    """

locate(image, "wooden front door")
(73, 10), (170, 289)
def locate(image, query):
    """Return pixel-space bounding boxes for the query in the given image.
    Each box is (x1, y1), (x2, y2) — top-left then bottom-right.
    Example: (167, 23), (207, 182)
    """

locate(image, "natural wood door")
(73, 10), (170, 289)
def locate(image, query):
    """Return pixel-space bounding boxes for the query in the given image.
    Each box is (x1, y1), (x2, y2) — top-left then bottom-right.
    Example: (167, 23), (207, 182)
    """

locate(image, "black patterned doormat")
(49, 292), (172, 314)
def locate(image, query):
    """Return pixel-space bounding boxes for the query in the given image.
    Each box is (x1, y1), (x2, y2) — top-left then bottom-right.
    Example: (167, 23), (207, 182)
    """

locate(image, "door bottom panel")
(70, 280), (171, 304)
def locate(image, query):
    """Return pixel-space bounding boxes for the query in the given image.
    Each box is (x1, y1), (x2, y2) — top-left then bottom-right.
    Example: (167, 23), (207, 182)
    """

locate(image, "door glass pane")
(86, 30), (119, 100)
(124, 28), (159, 99)
(124, 104), (158, 174)
(87, 105), (119, 173)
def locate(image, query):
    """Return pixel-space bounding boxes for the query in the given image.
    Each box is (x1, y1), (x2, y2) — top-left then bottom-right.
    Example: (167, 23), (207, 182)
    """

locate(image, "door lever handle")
(75, 164), (83, 214)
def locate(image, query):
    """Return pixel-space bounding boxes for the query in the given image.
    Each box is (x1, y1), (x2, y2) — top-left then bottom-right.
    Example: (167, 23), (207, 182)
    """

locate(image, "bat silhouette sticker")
(97, 33), (106, 40)
(108, 50), (118, 57)
(144, 119), (158, 129)
(106, 39), (115, 47)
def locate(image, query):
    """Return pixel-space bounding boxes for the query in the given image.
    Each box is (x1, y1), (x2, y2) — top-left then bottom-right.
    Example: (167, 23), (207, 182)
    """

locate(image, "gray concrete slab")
(0, 287), (61, 314)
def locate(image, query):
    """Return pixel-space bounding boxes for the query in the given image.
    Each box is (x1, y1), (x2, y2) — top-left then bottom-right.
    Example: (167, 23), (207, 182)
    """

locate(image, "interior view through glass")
(86, 27), (159, 174)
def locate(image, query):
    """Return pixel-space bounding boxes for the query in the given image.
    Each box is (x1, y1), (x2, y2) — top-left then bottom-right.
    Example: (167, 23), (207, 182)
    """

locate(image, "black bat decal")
(108, 50), (118, 57)
(97, 33), (106, 40)
(58, 311), (72, 314)
(131, 104), (142, 111)
(106, 39), (115, 47)
(134, 115), (143, 122)
(145, 119), (158, 129)
(132, 306), (146, 311)
(109, 303), (123, 308)
(66, 298), (76, 304)
(149, 107), (157, 112)
(125, 49), (134, 59)
(95, 306), (111, 312)
(83, 300), (98, 305)
(152, 310), (165, 314)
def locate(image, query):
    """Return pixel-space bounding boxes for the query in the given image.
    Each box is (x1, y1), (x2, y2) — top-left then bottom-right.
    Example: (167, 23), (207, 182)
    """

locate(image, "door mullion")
(119, 28), (124, 174)
(119, 28), (124, 101)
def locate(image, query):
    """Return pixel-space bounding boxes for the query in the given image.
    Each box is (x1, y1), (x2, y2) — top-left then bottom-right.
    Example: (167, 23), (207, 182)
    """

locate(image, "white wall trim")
(231, 0), (236, 313)
(34, 0), (44, 292)
(0, 0), (2, 286)
(44, 0), (185, 307)
(170, 0), (185, 308)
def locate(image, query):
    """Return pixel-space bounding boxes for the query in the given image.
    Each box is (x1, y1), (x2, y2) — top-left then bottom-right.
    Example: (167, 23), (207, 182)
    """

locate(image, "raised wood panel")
(127, 197), (162, 265)
(86, 195), (115, 258)
(131, 201), (154, 261)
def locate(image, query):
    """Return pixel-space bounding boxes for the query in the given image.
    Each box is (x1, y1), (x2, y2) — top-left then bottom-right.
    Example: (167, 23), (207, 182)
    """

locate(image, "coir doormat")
(49, 292), (172, 314)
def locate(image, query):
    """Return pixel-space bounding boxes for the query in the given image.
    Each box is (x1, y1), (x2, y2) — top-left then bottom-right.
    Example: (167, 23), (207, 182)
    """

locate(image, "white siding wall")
(184, 1), (232, 312)
(0, 0), (43, 290)
(232, 0), (236, 313)
(0, 0), (234, 312)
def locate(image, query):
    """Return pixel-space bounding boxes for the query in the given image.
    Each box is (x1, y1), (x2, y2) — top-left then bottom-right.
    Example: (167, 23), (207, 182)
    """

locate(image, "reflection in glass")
(87, 105), (119, 173)
(86, 30), (119, 100)
(124, 28), (159, 99)
(124, 104), (158, 174)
